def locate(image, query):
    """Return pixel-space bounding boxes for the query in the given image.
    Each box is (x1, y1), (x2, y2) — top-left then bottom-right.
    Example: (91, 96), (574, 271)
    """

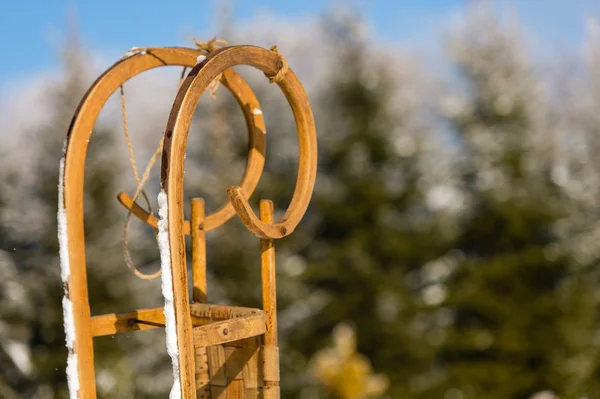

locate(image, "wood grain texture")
(260, 200), (280, 393)
(161, 45), (317, 240)
(191, 198), (207, 303)
(259, 201), (278, 347)
(189, 303), (263, 320)
(91, 307), (165, 337)
(191, 198), (210, 399)
(241, 337), (263, 389)
(263, 385), (280, 399)
(227, 379), (244, 399)
(195, 345), (211, 398)
(207, 345), (227, 386)
(90, 303), (263, 338)
(262, 346), (280, 382)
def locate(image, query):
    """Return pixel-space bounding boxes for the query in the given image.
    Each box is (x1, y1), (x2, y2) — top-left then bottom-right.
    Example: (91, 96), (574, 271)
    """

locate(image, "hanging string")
(119, 40), (286, 279)
(121, 67), (188, 280)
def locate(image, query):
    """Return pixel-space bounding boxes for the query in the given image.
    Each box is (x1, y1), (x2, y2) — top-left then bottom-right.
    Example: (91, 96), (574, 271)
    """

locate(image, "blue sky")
(0, 0), (599, 85)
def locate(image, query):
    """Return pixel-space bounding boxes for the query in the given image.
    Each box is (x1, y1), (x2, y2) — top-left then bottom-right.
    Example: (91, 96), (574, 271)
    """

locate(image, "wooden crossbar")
(193, 312), (267, 347)
(91, 307), (165, 337)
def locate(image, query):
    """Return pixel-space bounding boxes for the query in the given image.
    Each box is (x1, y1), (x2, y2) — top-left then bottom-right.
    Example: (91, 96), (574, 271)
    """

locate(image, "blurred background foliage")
(1, 2), (600, 398)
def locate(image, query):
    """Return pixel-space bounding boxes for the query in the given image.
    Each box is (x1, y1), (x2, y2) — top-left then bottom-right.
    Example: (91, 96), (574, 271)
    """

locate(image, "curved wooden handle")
(163, 45), (317, 239)
(117, 65), (267, 232)
(227, 186), (289, 238)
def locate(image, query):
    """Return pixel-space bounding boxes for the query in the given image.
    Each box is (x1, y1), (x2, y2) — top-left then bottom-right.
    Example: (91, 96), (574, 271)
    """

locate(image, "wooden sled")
(60, 44), (317, 398)
(59, 46), (266, 398)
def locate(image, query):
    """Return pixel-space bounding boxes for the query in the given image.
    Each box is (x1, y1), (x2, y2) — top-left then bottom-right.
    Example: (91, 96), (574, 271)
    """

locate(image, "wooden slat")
(260, 201), (278, 347)
(260, 200), (281, 393)
(194, 347), (209, 380)
(91, 307), (165, 337)
(196, 384), (210, 399)
(195, 346), (210, 398)
(242, 336), (263, 388)
(243, 388), (261, 399)
(189, 303), (262, 321)
(224, 345), (245, 380)
(210, 385), (227, 399)
(207, 345), (227, 386)
(191, 198), (209, 399)
(227, 379), (244, 398)
(193, 313), (266, 347)
(91, 303), (264, 337)
(191, 198), (207, 303)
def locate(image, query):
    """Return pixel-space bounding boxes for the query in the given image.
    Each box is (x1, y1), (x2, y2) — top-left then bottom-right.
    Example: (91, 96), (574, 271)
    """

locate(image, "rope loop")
(264, 45), (289, 84)
(193, 37), (227, 53)
(120, 68), (187, 280)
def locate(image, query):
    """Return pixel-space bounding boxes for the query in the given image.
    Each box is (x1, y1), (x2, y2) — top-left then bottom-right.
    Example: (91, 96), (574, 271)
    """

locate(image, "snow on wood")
(57, 140), (80, 399)
(58, 144), (70, 284)
(196, 55), (207, 65)
(122, 47), (148, 59)
(157, 189), (182, 399)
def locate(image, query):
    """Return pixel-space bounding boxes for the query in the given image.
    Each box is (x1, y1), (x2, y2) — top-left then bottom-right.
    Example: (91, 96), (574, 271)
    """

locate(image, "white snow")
(122, 47), (148, 59)
(252, 108), (263, 115)
(196, 55), (207, 65)
(58, 144), (70, 283)
(62, 296), (76, 349)
(157, 190), (181, 399)
(66, 354), (80, 398)
(57, 140), (80, 399)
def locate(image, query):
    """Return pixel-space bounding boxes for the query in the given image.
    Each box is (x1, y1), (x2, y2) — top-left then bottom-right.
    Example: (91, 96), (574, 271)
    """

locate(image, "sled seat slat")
(91, 303), (264, 337)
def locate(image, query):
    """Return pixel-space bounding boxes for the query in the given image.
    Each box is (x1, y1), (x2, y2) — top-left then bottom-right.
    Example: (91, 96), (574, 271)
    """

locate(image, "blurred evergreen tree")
(426, 7), (600, 399)
(277, 12), (453, 398)
(179, 12), (451, 397)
